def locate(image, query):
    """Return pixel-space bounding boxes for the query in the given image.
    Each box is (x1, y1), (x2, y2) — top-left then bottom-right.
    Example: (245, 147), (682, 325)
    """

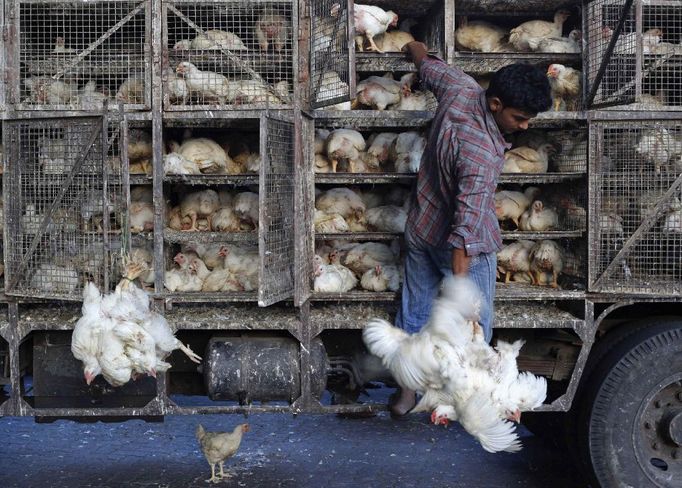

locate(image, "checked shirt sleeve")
(419, 56), (471, 101)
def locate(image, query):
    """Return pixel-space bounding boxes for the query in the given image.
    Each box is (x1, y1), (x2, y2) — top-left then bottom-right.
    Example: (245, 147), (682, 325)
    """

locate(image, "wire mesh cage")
(589, 119), (682, 295)
(12, 0), (149, 110)
(258, 114), (295, 306)
(163, 0), (296, 110)
(507, 127), (588, 174)
(310, 0), (353, 109)
(585, 0), (682, 109)
(2, 115), (129, 300)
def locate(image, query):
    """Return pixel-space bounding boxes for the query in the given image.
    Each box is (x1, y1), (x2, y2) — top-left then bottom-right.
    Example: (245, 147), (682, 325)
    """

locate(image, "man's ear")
(488, 96), (504, 114)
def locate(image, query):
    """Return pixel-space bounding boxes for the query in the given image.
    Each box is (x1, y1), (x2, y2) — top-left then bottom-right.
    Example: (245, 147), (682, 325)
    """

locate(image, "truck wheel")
(580, 322), (682, 487)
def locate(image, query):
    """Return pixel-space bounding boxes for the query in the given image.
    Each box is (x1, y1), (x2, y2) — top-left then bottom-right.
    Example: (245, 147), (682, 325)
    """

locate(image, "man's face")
(488, 97), (534, 134)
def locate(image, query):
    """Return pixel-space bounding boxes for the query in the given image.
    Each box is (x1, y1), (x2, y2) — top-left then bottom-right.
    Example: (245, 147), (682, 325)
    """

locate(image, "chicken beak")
(149, 369), (157, 378)
(509, 409), (522, 423)
(85, 372), (95, 385)
(173, 254), (183, 265)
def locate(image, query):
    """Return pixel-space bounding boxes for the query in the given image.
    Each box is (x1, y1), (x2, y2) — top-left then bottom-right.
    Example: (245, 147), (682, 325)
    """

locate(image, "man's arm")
(403, 41), (476, 101)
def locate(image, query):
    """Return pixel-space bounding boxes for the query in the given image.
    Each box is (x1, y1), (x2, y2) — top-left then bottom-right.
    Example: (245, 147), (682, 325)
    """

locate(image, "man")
(389, 42), (553, 418)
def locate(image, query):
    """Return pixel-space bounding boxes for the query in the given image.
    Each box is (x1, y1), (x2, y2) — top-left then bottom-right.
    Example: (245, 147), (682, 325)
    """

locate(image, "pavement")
(0, 402), (583, 488)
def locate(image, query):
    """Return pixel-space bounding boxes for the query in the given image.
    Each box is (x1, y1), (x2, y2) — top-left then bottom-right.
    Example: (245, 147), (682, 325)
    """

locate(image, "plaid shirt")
(406, 56), (510, 256)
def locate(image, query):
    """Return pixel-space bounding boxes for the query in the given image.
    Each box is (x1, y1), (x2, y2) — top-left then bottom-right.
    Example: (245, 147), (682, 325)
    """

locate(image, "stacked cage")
(585, 0), (682, 109)
(9, 0), (149, 110)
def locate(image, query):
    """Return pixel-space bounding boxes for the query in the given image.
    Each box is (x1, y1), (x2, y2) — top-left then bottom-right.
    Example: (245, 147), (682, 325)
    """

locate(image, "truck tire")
(576, 321), (682, 487)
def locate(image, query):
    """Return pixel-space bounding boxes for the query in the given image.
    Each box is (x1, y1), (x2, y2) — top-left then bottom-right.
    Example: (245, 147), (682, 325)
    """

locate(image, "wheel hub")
(665, 410), (682, 447)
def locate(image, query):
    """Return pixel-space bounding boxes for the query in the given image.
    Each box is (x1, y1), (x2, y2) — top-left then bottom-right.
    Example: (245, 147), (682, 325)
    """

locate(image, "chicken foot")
(181, 213), (199, 232)
(206, 462), (220, 483)
(330, 158), (339, 173)
(218, 462), (231, 479)
(364, 34), (384, 53)
(179, 342), (203, 363)
(553, 96), (563, 112)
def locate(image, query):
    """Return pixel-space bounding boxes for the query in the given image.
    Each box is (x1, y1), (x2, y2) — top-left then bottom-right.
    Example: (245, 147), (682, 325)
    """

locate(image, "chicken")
(518, 201), (559, 231)
(391, 89), (437, 111)
(255, 7), (289, 52)
(130, 201), (154, 233)
(360, 264), (401, 292)
(202, 268), (243, 292)
(128, 129), (153, 163)
(233, 191), (259, 228)
(503, 143), (556, 173)
(663, 203), (682, 233)
(391, 131), (426, 173)
(603, 27), (663, 55)
(314, 129), (330, 155)
(71, 283), (105, 384)
(164, 67), (189, 105)
(316, 187), (366, 220)
(363, 132), (398, 171)
(313, 72), (351, 110)
(212, 207), (241, 232)
(326, 129), (366, 173)
(314, 153), (332, 173)
(363, 276), (546, 453)
(116, 76), (145, 104)
(52, 36), (76, 54)
(177, 137), (233, 174)
(547, 64), (581, 112)
(366, 205), (407, 232)
(354, 4), (398, 53)
(372, 30), (415, 52)
(183, 243), (227, 271)
(314, 210), (349, 233)
(221, 245), (259, 291)
(180, 189), (220, 231)
(355, 187), (385, 209)
(497, 240), (535, 284)
(75, 81), (108, 109)
(494, 187), (541, 228)
(229, 79), (288, 105)
(176, 62), (234, 104)
(164, 266), (203, 292)
(163, 152), (202, 175)
(191, 30), (247, 51)
(232, 146), (260, 174)
(24, 77), (77, 104)
(173, 39), (191, 50)
(344, 241), (397, 275)
(634, 127), (682, 174)
(509, 10), (571, 52)
(196, 424), (250, 483)
(455, 21), (509, 53)
(188, 257), (211, 281)
(313, 258), (358, 293)
(527, 29), (581, 53)
(353, 74), (414, 111)
(130, 246), (155, 287)
(30, 263), (79, 294)
(529, 240), (563, 288)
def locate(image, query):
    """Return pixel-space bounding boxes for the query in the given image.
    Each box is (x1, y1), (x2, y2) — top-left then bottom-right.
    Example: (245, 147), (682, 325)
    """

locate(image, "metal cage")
(585, 0), (682, 109)
(589, 118), (682, 295)
(7, 0), (150, 111)
(162, 0), (296, 110)
(2, 115), (129, 300)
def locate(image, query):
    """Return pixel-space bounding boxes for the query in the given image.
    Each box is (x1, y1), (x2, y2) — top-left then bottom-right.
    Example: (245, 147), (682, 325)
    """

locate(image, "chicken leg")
(551, 270), (560, 289)
(330, 158), (339, 173)
(206, 462), (220, 483)
(504, 271), (512, 284)
(182, 212), (199, 232)
(218, 462), (230, 479)
(179, 342), (203, 363)
(553, 97), (562, 112)
(365, 34), (384, 53)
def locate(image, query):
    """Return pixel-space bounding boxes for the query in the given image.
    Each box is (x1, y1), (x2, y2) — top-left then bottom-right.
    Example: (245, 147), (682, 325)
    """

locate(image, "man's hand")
(451, 247), (471, 277)
(403, 41), (429, 69)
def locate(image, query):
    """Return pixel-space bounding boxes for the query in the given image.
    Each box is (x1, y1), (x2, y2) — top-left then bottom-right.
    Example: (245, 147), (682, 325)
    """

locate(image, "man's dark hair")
(486, 64), (552, 115)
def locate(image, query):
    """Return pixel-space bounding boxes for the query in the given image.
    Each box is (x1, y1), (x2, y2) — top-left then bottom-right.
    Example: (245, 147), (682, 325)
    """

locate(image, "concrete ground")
(0, 408), (583, 488)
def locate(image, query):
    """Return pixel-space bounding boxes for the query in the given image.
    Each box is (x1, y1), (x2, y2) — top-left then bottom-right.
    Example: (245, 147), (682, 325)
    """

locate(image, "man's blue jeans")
(395, 227), (497, 342)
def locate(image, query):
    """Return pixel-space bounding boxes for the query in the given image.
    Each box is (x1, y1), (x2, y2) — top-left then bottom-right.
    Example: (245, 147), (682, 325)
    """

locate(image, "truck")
(0, 0), (680, 486)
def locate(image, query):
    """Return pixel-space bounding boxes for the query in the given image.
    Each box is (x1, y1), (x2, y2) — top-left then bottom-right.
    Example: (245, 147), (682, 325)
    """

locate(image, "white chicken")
(455, 21), (509, 53)
(634, 127), (682, 174)
(164, 67), (189, 105)
(529, 240), (563, 288)
(354, 74), (415, 111)
(326, 129), (366, 173)
(391, 131), (426, 173)
(130, 201), (154, 233)
(509, 10), (572, 52)
(360, 264), (401, 292)
(547, 64), (581, 112)
(353, 4), (398, 53)
(497, 240), (535, 284)
(603, 27), (663, 55)
(366, 205), (407, 232)
(527, 29), (581, 53)
(116, 76), (145, 104)
(233, 192), (259, 228)
(313, 258), (358, 293)
(212, 207), (242, 232)
(363, 132), (398, 171)
(316, 187), (366, 220)
(202, 267), (244, 292)
(494, 187), (541, 228)
(75, 81), (109, 109)
(183, 243), (227, 271)
(24, 77), (77, 104)
(255, 8), (289, 52)
(176, 62), (234, 104)
(130, 246), (155, 287)
(163, 152), (202, 175)
(372, 30), (415, 52)
(30, 263), (79, 294)
(180, 189), (220, 231)
(191, 30), (247, 51)
(314, 210), (350, 233)
(176, 137), (233, 174)
(503, 143), (556, 173)
(164, 266), (203, 292)
(518, 201), (560, 231)
(344, 241), (397, 275)
(390, 89), (437, 111)
(363, 276), (547, 453)
(221, 245), (259, 291)
(128, 129), (153, 164)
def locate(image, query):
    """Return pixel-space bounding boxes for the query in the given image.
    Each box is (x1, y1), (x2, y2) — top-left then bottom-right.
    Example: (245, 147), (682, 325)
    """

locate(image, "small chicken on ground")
(196, 423), (249, 483)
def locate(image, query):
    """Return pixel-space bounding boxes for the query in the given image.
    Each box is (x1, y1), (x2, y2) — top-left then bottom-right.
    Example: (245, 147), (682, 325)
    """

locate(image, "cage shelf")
(163, 174), (258, 186)
(159, 291), (258, 303)
(312, 110), (434, 127)
(164, 229), (257, 244)
(495, 282), (585, 300)
(494, 301), (584, 329)
(502, 230), (584, 240)
(310, 291), (398, 302)
(315, 173), (416, 184)
(315, 232), (402, 241)
(498, 172), (585, 184)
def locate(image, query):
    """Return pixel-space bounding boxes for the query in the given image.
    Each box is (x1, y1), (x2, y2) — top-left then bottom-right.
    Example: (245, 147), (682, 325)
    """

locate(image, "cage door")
(2, 116), (125, 300)
(584, 0), (637, 108)
(258, 113), (295, 306)
(310, 0), (355, 109)
(294, 114), (314, 306)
